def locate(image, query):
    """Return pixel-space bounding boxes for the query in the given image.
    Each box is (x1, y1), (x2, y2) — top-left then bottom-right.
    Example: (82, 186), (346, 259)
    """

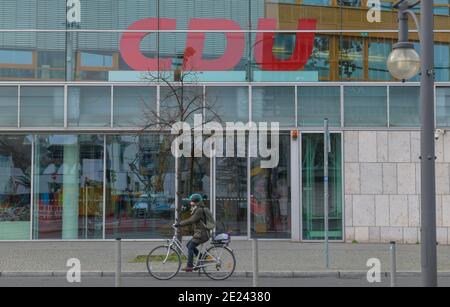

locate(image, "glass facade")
(0, 1), (448, 82)
(0, 0), (449, 241)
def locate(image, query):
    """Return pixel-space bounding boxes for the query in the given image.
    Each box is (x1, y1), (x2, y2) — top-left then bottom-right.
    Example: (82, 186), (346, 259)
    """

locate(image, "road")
(1, 276), (450, 287)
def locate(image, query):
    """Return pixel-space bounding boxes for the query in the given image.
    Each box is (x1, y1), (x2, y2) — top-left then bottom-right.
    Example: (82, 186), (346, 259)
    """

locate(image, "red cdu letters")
(119, 18), (176, 71)
(183, 19), (245, 71)
(120, 18), (316, 72)
(254, 18), (317, 71)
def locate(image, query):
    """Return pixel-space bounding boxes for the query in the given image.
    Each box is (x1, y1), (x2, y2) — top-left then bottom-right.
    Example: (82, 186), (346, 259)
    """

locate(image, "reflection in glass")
(252, 87), (295, 127)
(340, 37), (364, 80)
(0, 87), (18, 127)
(33, 135), (104, 240)
(368, 40), (392, 81)
(21, 86), (64, 127)
(304, 36), (331, 80)
(437, 87), (450, 127)
(160, 86), (204, 126)
(215, 135), (247, 235)
(251, 134), (291, 238)
(298, 87), (341, 127)
(179, 156), (211, 236)
(302, 0), (331, 5)
(302, 133), (343, 240)
(0, 50), (33, 65)
(389, 87), (420, 127)
(0, 136), (32, 240)
(206, 87), (249, 123)
(338, 0), (361, 6)
(81, 52), (113, 67)
(68, 86), (111, 127)
(105, 135), (175, 239)
(344, 87), (387, 127)
(113, 87), (157, 127)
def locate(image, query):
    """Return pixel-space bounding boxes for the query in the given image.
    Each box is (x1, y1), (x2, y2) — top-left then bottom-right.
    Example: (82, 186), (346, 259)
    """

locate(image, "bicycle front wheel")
(147, 245), (181, 280)
(202, 245), (236, 281)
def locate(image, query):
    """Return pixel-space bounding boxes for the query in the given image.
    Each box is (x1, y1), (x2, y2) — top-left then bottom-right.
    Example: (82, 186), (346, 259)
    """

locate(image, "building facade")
(0, 0), (449, 243)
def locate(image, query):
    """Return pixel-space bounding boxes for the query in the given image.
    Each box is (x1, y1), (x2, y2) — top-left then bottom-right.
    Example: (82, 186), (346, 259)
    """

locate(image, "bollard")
(390, 241), (397, 287)
(252, 239), (259, 288)
(116, 238), (122, 287)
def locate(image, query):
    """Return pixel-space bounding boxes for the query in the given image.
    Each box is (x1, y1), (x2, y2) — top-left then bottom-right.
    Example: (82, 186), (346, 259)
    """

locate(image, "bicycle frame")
(163, 227), (229, 270)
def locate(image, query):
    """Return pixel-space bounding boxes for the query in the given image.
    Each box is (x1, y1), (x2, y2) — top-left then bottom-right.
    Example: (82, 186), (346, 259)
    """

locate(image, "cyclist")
(174, 193), (211, 272)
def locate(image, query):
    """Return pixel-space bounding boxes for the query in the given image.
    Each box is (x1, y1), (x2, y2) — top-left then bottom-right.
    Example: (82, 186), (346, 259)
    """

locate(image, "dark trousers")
(187, 240), (201, 268)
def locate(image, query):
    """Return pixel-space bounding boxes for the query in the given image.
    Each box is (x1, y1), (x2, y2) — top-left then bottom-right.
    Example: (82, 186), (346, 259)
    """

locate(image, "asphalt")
(2, 276), (450, 287)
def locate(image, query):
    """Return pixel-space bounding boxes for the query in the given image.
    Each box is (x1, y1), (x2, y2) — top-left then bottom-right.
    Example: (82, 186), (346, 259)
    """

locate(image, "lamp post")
(387, 0), (437, 287)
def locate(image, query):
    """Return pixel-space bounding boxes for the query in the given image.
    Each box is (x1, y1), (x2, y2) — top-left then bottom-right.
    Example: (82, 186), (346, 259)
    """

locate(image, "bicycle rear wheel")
(202, 245), (236, 280)
(147, 245), (181, 280)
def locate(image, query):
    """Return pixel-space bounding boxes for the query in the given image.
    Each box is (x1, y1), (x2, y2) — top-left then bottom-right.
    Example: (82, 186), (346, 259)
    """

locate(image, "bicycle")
(146, 224), (236, 281)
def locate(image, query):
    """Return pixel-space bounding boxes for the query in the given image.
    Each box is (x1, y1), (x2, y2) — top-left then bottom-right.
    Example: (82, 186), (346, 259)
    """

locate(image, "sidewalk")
(1, 241), (450, 276)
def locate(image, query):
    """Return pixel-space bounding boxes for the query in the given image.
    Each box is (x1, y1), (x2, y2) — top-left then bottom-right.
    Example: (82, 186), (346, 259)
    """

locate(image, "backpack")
(201, 207), (216, 231)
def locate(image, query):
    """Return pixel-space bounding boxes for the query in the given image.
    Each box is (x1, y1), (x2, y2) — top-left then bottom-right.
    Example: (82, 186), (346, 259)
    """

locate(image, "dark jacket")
(179, 204), (210, 244)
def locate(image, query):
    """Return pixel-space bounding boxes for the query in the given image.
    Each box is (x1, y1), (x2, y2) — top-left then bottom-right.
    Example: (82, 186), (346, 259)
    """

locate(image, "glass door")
(214, 156), (248, 236)
(302, 133), (343, 241)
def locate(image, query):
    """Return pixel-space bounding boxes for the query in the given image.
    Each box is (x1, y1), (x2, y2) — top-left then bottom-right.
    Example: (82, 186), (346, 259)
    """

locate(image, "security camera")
(435, 129), (446, 140)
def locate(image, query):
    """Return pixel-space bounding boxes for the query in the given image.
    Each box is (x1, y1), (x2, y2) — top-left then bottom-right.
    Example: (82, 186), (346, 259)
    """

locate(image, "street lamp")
(388, 0), (437, 287)
(387, 42), (421, 80)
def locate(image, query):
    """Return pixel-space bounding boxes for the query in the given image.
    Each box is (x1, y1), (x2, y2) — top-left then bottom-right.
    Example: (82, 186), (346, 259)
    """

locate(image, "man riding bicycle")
(174, 193), (212, 272)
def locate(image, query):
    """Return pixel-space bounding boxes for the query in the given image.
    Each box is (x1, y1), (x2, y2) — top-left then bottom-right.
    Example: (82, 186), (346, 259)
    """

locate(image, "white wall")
(344, 130), (450, 245)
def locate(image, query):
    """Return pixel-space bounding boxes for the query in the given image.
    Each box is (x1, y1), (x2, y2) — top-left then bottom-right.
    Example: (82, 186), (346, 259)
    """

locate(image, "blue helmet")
(189, 193), (204, 204)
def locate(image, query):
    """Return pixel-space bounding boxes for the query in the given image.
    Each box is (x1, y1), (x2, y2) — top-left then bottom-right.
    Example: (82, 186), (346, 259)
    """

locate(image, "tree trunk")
(176, 156), (183, 242)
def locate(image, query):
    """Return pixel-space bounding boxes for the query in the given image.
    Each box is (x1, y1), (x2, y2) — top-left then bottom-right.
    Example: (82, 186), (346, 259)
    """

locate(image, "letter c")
(120, 18), (176, 71)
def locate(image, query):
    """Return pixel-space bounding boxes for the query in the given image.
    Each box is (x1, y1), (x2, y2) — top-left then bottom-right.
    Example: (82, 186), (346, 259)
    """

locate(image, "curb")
(1, 271), (450, 279)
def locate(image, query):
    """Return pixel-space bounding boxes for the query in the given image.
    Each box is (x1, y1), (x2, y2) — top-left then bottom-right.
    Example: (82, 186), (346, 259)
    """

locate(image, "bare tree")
(138, 69), (222, 238)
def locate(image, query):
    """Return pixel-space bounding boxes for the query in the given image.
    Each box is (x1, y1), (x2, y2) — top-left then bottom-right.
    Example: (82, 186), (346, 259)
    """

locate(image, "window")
(302, 0), (332, 5)
(435, 43), (450, 82)
(340, 38), (364, 80)
(389, 87), (420, 127)
(251, 133), (291, 238)
(21, 87), (64, 127)
(105, 135), (175, 239)
(437, 87), (450, 127)
(368, 40), (392, 81)
(206, 87), (249, 123)
(113, 87), (157, 127)
(216, 137), (248, 236)
(0, 50), (33, 66)
(304, 36), (331, 80)
(68, 86), (111, 127)
(298, 87), (341, 127)
(252, 87), (295, 127)
(80, 52), (114, 68)
(0, 136), (32, 240)
(33, 135), (104, 240)
(160, 86), (204, 126)
(338, 0), (361, 6)
(434, 0), (450, 15)
(344, 87), (387, 127)
(0, 87), (18, 127)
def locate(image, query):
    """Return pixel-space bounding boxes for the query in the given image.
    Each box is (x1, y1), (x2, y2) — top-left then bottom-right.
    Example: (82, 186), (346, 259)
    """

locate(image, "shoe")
(182, 267), (194, 272)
